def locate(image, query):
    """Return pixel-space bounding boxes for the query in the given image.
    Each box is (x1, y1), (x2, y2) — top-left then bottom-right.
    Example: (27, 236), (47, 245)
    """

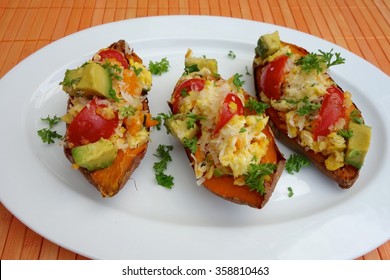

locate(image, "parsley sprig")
(149, 57), (170, 76)
(153, 144), (174, 188)
(152, 112), (173, 131)
(297, 49), (345, 73)
(285, 153), (310, 174)
(245, 98), (269, 115)
(37, 115), (63, 144)
(232, 73), (245, 90)
(244, 163), (277, 194)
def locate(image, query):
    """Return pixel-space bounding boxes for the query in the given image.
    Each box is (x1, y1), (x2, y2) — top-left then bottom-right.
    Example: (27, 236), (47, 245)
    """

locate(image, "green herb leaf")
(297, 49), (345, 73)
(350, 109), (363, 124)
(295, 96), (321, 116)
(232, 73), (245, 90)
(155, 173), (174, 189)
(244, 163), (277, 194)
(285, 153), (310, 174)
(153, 144), (174, 188)
(59, 77), (81, 87)
(102, 62), (122, 80)
(185, 113), (205, 129)
(152, 112), (173, 131)
(38, 115), (63, 144)
(228, 50), (236, 59)
(318, 49), (346, 68)
(287, 187), (294, 198)
(149, 57), (170, 76)
(183, 137), (198, 154)
(337, 129), (353, 139)
(184, 64), (200, 74)
(37, 128), (63, 144)
(245, 98), (269, 115)
(245, 66), (251, 76)
(119, 105), (136, 118)
(132, 66), (143, 76)
(41, 115), (62, 129)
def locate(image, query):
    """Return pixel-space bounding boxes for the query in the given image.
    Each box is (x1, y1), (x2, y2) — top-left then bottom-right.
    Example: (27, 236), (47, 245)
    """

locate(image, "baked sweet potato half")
(166, 50), (285, 208)
(61, 40), (156, 197)
(253, 32), (371, 188)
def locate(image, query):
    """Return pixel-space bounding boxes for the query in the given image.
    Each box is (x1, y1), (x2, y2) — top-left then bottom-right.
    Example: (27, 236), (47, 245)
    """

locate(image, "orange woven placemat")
(0, 0), (389, 260)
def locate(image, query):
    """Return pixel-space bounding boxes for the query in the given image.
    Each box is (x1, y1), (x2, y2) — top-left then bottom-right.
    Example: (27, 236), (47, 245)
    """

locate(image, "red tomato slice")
(67, 98), (119, 147)
(171, 78), (205, 114)
(313, 85), (345, 139)
(98, 49), (129, 69)
(214, 93), (244, 134)
(260, 55), (288, 100)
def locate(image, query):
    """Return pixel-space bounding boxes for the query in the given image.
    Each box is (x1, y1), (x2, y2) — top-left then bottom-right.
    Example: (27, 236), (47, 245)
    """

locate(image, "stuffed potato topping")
(61, 40), (157, 197)
(253, 32), (372, 188)
(167, 50), (285, 208)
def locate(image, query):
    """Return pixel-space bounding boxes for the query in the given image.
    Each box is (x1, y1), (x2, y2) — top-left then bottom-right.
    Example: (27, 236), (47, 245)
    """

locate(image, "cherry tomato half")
(171, 78), (205, 114)
(98, 49), (129, 69)
(67, 98), (119, 147)
(260, 55), (288, 100)
(214, 93), (244, 134)
(313, 85), (345, 139)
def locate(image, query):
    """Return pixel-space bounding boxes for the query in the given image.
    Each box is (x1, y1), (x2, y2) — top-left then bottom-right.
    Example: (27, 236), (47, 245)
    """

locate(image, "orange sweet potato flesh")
(253, 41), (359, 188)
(65, 144), (147, 197)
(202, 126), (285, 208)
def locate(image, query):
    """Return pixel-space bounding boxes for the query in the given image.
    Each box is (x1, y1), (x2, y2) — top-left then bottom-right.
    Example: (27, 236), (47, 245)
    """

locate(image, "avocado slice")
(166, 114), (199, 142)
(185, 57), (218, 74)
(345, 122), (372, 169)
(71, 138), (117, 171)
(255, 31), (281, 59)
(61, 62), (112, 99)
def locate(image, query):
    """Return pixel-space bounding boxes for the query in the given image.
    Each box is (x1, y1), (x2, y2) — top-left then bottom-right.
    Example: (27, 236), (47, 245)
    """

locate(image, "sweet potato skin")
(253, 41), (359, 189)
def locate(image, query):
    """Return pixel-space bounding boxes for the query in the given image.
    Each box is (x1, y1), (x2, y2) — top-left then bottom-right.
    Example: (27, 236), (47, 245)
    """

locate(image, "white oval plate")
(0, 16), (389, 260)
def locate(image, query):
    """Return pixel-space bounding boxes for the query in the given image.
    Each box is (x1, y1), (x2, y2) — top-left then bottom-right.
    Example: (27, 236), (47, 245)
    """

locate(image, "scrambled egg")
(258, 46), (355, 171)
(169, 70), (270, 185)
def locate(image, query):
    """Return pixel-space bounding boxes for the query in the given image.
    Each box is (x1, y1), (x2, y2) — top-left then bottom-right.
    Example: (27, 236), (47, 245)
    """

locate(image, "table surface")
(1, 0), (389, 260)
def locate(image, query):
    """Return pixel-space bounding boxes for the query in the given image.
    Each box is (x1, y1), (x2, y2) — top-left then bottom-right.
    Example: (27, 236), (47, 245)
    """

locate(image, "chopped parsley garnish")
(183, 137), (198, 154)
(245, 66), (251, 76)
(149, 57), (170, 75)
(184, 64), (200, 74)
(287, 187), (294, 198)
(228, 50), (236, 59)
(245, 98), (269, 115)
(285, 153), (310, 174)
(337, 129), (353, 139)
(37, 115), (63, 144)
(185, 113), (205, 129)
(59, 77), (81, 87)
(350, 109), (364, 124)
(297, 49), (345, 73)
(153, 144), (174, 188)
(102, 62), (122, 80)
(239, 127), (246, 133)
(41, 115), (62, 128)
(295, 96), (321, 116)
(152, 112), (173, 131)
(119, 105), (136, 118)
(37, 128), (63, 144)
(232, 73), (245, 90)
(244, 163), (277, 194)
(132, 66), (143, 76)
(108, 88), (120, 102)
